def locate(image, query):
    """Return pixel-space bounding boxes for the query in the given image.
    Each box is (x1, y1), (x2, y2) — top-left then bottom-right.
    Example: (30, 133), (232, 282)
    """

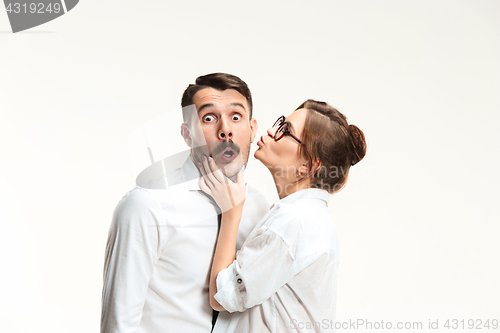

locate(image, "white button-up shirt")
(213, 188), (339, 333)
(101, 157), (269, 333)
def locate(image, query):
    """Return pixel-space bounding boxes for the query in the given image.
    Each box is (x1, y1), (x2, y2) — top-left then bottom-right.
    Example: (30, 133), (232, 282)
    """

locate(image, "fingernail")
(202, 156), (206, 161)
(241, 165), (246, 172)
(197, 162), (202, 168)
(208, 156), (212, 162)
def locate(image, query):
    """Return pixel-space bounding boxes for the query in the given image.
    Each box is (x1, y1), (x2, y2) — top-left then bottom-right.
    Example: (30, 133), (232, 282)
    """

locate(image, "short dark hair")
(181, 73), (253, 122)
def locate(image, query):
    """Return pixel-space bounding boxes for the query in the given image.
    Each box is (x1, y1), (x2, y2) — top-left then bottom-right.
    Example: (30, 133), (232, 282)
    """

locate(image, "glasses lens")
(275, 122), (286, 141)
(273, 116), (284, 128)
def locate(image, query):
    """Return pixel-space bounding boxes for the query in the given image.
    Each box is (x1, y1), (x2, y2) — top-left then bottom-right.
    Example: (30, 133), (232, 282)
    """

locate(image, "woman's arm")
(198, 156), (246, 311)
(209, 206), (243, 311)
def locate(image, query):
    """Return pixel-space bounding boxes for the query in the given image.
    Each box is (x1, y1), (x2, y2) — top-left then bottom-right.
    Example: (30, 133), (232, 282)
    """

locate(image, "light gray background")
(1, 1), (499, 332)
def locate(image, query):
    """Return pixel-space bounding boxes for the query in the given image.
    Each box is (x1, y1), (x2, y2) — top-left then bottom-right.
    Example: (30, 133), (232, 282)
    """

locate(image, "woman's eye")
(203, 114), (215, 122)
(232, 114), (241, 121)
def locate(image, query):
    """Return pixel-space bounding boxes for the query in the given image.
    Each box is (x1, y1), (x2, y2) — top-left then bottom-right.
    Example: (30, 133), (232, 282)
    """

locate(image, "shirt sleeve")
(101, 188), (163, 333)
(214, 227), (295, 312)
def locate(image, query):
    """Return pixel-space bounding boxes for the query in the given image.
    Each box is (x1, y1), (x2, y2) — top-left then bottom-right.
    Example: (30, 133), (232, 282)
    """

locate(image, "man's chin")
(215, 157), (244, 179)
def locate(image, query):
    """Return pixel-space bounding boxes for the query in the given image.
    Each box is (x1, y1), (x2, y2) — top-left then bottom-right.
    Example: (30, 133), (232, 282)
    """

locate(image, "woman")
(199, 99), (366, 332)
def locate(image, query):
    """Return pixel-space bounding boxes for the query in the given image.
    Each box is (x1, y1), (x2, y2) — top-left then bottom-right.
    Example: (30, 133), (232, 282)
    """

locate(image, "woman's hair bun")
(348, 124), (366, 166)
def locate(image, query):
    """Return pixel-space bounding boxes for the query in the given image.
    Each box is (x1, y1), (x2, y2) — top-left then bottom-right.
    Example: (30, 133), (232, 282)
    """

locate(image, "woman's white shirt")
(213, 188), (339, 333)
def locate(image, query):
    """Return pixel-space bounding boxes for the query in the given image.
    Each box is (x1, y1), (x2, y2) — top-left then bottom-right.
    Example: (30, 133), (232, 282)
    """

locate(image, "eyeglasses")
(272, 116), (302, 144)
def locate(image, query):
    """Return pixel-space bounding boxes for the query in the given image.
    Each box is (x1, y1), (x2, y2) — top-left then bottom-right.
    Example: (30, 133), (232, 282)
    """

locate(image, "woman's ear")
(298, 164), (309, 176)
(299, 159), (315, 177)
(311, 158), (322, 176)
(303, 158), (322, 177)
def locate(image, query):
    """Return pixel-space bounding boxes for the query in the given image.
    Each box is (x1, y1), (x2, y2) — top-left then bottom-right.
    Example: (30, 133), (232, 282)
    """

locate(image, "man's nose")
(218, 118), (233, 140)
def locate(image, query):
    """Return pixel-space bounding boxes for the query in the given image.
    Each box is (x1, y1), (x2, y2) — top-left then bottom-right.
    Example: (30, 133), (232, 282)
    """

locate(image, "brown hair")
(181, 73), (253, 122)
(297, 99), (367, 194)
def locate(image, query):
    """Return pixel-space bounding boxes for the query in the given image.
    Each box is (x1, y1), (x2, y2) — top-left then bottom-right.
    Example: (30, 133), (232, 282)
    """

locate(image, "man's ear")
(180, 123), (192, 147)
(249, 118), (258, 143)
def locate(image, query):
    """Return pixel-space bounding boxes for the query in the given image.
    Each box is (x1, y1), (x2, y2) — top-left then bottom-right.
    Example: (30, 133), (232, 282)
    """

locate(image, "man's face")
(181, 88), (258, 179)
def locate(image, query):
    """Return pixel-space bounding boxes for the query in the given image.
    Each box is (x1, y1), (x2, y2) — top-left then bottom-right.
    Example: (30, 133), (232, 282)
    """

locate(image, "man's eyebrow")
(229, 102), (246, 110)
(197, 102), (247, 113)
(197, 103), (214, 113)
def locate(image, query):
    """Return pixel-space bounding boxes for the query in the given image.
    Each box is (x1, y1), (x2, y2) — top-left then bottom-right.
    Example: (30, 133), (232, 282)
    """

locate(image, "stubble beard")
(222, 138), (251, 182)
(191, 137), (251, 182)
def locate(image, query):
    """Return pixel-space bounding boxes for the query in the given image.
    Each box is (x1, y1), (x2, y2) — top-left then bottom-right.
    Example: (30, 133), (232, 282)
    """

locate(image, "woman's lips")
(257, 136), (265, 147)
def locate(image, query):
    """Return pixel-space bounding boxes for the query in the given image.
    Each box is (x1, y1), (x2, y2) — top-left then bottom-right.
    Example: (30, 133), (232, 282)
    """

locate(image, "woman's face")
(254, 108), (309, 178)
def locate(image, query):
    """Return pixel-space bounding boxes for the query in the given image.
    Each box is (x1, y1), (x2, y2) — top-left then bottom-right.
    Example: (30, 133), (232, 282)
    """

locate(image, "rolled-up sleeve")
(214, 228), (296, 312)
(214, 260), (245, 312)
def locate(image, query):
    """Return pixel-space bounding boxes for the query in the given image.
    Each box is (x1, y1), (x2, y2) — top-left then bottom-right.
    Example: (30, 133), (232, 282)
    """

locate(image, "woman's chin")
(254, 148), (264, 160)
(254, 151), (265, 166)
(254, 152), (273, 170)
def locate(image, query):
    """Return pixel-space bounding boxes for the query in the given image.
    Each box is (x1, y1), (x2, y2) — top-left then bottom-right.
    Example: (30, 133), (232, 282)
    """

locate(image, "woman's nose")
(267, 126), (276, 139)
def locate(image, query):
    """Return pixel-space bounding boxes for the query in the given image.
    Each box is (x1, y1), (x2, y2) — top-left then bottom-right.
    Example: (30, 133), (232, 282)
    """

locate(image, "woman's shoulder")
(263, 193), (335, 249)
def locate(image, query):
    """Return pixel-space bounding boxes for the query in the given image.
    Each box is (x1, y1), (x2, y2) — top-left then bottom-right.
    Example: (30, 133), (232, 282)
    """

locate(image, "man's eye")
(203, 115), (215, 122)
(232, 114), (241, 121)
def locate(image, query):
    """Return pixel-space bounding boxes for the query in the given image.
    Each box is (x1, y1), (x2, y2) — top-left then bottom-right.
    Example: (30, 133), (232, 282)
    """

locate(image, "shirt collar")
(278, 188), (330, 206)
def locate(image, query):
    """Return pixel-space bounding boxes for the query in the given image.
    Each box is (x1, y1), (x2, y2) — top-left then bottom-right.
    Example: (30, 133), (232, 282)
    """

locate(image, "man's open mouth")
(219, 147), (237, 162)
(212, 142), (240, 163)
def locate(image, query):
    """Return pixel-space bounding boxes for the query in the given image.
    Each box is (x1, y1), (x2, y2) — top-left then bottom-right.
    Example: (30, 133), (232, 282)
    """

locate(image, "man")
(101, 73), (269, 332)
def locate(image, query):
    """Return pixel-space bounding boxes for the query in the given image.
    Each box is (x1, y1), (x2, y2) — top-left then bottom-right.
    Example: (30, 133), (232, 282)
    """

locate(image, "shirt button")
(237, 278), (242, 284)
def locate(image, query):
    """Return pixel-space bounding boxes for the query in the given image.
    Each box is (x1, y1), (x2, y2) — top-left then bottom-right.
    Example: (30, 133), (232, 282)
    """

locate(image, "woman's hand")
(199, 156), (246, 312)
(198, 156), (246, 215)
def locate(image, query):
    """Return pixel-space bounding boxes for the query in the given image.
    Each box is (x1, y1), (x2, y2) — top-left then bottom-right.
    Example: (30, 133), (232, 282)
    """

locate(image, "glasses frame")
(272, 115), (302, 144)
